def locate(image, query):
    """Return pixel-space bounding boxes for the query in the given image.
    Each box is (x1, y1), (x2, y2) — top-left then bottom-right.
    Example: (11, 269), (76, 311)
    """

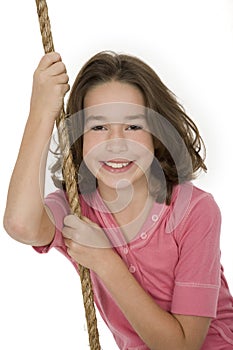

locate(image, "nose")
(105, 126), (128, 153)
(106, 138), (128, 153)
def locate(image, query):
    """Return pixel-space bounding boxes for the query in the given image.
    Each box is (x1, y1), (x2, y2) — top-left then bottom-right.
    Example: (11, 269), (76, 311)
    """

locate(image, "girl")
(3, 51), (233, 350)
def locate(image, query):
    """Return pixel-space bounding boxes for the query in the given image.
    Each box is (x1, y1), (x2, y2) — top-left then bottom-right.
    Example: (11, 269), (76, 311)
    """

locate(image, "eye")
(91, 125), (107, 131)
(126, 125), (143, 131)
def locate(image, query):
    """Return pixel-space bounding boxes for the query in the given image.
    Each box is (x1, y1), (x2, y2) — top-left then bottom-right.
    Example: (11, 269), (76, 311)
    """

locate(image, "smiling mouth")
(103, 161), (132, 169)
(100, 160), (135, 173)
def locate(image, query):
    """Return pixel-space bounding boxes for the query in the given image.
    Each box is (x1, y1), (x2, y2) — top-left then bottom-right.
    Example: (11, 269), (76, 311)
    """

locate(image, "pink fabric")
(34, 183), (233, 349)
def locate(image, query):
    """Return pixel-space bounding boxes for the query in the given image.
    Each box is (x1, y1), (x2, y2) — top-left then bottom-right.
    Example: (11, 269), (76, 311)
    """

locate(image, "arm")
(3, 52), (70, 246)
(63, 215), (211, 350)
(97, 254), (210, 350)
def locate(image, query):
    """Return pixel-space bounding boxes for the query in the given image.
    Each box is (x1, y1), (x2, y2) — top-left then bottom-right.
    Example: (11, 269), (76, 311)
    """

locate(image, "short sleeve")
(171, 193), (221, 318)
(33, 190), (70, 254)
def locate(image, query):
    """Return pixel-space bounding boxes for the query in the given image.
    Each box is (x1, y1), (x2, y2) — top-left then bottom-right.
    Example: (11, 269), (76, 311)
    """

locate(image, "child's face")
(82, 81), (154, 194)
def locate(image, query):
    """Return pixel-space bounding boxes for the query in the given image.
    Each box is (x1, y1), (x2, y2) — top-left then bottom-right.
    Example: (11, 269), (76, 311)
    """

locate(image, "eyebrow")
(85, 114), (146, 124)
(85, 115), (107, 124)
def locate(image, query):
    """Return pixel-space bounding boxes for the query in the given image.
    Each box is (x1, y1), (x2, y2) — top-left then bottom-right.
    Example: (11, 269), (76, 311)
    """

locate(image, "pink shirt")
(34, 183), (233, 349)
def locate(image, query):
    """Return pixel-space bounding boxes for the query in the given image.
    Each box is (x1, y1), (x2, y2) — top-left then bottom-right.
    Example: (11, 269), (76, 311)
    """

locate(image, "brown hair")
(52, 51), (207, 205)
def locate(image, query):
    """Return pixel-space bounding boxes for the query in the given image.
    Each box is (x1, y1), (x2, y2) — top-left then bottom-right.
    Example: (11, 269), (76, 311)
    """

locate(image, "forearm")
(97, 254), (186, 350)
(4, 112), (54, 242)
(4, 53), (69, 244)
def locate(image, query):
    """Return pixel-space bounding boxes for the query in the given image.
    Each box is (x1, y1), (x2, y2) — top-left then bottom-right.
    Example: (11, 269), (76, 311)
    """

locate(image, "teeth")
(104, 161), (130, 169)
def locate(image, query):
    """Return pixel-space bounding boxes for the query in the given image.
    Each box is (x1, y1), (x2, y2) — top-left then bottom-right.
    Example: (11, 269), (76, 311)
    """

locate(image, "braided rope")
(35, 1), (100, 349)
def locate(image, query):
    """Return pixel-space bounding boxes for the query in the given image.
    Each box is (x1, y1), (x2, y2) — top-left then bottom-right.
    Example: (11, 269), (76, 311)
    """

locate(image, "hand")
(62, 214), (116, 274)
(30, 52), (70, 122)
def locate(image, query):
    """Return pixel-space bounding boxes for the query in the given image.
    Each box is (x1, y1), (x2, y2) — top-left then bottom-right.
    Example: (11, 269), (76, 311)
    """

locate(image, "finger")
(53, 73), (69, 84)
(64, 214), (88, 228)
(63, 239), (76, 259)
(62, 226), (73, 239)
(47, 61), (67, 76)
(64, 214), (101, 231)
(63, 83), (70, 94)
(38, 52), (61, 70)
(54, 82), (70, 96)
(68, 226), (111, 248)
(63, 237), (70, 246)
(64, 238), (77, 251)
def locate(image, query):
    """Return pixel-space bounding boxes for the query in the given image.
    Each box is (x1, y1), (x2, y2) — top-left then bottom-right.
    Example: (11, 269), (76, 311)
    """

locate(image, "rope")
(35, 1), (100, 349)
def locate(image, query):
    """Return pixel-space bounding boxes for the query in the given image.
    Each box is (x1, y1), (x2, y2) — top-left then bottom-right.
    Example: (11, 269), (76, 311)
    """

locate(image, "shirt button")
(129, 265), (136, 273)
(140, 232), (148, 240)
(123, 247), (129, 255)
(152, 214), (159, 222)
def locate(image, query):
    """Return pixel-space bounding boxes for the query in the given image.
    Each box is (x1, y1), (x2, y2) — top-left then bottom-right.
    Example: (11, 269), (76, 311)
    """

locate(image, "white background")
(0, 1), (232, 349)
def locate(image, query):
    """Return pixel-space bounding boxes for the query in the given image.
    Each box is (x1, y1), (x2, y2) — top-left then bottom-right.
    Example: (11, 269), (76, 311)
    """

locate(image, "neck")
(111, 189), (155, 243)
(98, 175), (149, 213)
(98, 176), (156, 233)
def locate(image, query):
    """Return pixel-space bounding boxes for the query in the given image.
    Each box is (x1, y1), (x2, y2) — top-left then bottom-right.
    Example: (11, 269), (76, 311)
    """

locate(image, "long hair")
(51, 51), (207, 205)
